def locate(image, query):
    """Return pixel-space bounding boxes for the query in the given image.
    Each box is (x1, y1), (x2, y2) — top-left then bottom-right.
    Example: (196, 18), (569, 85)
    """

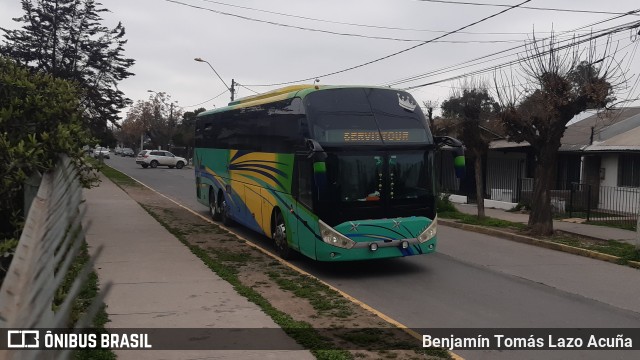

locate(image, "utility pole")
(230, 79), (236, 101)
(194, 58), (234, 102)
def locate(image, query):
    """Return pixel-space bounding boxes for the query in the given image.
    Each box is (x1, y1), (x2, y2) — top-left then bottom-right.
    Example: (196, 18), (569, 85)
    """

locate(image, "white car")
(136, 150), (187, 169)
(93, 147), (110, 159)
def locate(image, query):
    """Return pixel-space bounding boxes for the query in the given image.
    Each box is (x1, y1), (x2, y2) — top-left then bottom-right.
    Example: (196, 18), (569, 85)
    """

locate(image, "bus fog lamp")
(369, 243), (378, 251)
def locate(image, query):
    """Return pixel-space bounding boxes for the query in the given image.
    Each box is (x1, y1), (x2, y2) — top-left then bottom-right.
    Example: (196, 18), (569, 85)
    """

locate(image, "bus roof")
(197, 84), (396, 117)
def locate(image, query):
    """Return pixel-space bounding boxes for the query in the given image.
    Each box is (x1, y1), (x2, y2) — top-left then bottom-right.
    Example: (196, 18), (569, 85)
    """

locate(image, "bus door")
(294, 154), (317, 259)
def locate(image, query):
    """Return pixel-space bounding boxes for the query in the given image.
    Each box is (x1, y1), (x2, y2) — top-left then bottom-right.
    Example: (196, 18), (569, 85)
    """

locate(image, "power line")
(236, 83), (260, 95)
(183, 89), (229, 108)
(244, 0), (533, 87)
(414, 0), (640, 17)
(409, 34), (638, 94)
(386, 30), (631, 87)
(383, 10), (640, 87)
(165, 0), (529, 43)
(195, 0), (594, 36)
(403, 20), (640, 90)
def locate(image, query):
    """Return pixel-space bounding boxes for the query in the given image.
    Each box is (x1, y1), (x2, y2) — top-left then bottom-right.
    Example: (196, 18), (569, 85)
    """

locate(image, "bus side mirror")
(435, 136), (466, 179)
(306, 139), (327, 161)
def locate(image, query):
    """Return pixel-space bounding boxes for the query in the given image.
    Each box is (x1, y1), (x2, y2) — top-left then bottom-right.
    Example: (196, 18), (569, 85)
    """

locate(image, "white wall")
(598, 154), (640, 215)
(486, 151), (527, 203)
(599, 154), (618, 187)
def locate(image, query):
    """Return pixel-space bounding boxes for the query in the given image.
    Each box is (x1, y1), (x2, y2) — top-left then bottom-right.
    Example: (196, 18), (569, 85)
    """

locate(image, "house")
(437, 107), (640, 220)
(560, 107), (640, 215)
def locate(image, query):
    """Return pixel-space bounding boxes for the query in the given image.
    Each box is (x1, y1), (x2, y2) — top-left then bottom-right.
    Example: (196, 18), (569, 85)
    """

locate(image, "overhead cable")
(243, 0), (533, 87)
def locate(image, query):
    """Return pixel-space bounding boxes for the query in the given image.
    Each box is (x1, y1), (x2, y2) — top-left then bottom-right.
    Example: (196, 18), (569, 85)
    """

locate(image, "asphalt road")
(105, 155), (640, 360)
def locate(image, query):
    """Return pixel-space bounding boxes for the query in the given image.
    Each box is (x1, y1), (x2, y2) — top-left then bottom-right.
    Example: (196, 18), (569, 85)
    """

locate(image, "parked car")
(114, 147), (122, 155)
(93, 147), (110, 159)
(136, 150), (187, 169)
(121, 148), (135, 157)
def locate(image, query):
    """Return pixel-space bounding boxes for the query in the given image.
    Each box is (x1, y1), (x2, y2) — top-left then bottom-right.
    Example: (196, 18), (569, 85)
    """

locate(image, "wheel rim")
(221, 200), (228, 220)
(273, 212), (287, 250)
(176, 162), (184, 169)
(150, 161), (157, 168)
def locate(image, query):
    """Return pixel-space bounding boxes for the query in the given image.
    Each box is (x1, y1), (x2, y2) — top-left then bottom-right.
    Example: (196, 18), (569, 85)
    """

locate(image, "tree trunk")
(474, 152), (485, 219)
(528, 148), (557, 235)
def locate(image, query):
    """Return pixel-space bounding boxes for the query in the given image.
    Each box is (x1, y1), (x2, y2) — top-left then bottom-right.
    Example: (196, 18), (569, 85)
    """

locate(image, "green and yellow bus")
(194, 85), (464, 261)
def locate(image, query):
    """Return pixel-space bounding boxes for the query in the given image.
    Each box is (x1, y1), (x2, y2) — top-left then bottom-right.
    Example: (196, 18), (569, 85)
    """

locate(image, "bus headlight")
(417, 216), (437, 243)
(319, 220), (356, 249)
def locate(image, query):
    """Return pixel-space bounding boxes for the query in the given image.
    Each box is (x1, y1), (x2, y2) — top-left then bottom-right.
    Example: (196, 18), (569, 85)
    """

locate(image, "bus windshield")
(325, 150), (435, 203)
(304, 88), (433, 145)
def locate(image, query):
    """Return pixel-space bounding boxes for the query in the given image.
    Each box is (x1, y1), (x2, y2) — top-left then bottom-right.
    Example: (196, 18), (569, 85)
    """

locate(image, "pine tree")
(1, 0), (135, 140)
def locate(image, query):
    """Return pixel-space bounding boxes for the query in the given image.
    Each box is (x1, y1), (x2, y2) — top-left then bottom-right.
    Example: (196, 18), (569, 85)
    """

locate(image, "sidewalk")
(454, 203), (639, 245)
(84, 175), (315, 360)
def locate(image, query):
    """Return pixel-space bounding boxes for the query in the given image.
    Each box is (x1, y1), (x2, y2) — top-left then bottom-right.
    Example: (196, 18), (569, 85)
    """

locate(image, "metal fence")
(565, 183), (640, 230)
(0, 156), (110, 360)
(517, 181), (639, 230)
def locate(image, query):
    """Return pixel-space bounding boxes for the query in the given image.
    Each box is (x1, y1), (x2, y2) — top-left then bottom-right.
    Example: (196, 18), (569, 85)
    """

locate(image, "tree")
(441, 83), (501, 218)
(422, 100), (438, 128)
(116, 116), (142, 149)
(0, 0), (135, 142)
(0, 56), (94, 257)
(173, 107), (205, 148)
(121, 93), (183, 151)
(495, 34), (619, 235)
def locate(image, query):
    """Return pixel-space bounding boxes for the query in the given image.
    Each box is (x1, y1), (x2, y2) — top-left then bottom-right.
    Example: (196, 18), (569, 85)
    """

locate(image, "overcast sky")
(1, 0), (640, 118)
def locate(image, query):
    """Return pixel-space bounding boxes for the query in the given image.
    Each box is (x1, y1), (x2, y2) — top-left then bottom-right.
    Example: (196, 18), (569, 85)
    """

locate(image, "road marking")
(122, 174), (464, 360)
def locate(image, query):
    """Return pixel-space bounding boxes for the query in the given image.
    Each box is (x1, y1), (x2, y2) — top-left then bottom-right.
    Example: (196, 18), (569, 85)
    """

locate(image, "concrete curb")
(439, 219), (638, 268)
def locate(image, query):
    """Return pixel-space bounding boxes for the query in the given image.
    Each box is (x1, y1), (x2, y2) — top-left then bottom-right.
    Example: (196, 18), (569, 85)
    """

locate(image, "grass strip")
(99, 164), (142, 188)
(439, 210), (526, 230)
(55, 241), (116, 360)
(552, 236), (640, 264)
(139, 204), (353, 360)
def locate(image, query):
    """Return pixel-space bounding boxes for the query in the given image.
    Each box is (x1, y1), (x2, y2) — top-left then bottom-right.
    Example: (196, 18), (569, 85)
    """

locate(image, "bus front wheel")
(273, 209), (293, 259)
(221, 197), (233, 226)
(209, 189), (221, 221)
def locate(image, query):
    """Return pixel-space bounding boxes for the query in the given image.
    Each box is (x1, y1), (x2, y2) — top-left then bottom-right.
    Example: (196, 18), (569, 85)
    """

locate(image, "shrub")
(437, 193), (458, 213)
(0, 57), (95, 266)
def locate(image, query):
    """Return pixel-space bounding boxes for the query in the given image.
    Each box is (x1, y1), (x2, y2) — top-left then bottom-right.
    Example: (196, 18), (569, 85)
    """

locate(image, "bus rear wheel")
(273, 210), (293, 259)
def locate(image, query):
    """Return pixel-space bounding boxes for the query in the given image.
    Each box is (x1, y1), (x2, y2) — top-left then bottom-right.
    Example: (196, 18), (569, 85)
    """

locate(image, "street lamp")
(194, 57), (235, 101)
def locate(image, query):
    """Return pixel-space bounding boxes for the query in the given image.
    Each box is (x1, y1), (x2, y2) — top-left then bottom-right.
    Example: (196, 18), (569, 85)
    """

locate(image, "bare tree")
(495, 33), (625, 235)
(422, 100), (439, 128)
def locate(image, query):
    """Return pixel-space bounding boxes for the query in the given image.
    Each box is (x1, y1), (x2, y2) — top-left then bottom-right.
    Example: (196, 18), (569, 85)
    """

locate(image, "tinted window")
(305, 88), (381, 144)
(326, 153), (382, 202)
(196, 98), (306, 153)
(388, 151), (434, 201)
(305, 88), (432, 145)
